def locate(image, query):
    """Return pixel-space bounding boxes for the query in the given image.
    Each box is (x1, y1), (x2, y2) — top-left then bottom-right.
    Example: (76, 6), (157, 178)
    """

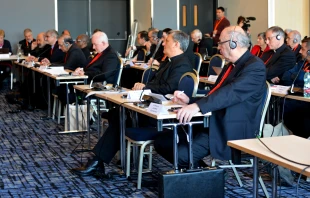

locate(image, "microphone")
(290, 53), (309, 93)
(36, 46), (51, 59)
(89, 65), (130, 89)
(246, 17), (256, 21)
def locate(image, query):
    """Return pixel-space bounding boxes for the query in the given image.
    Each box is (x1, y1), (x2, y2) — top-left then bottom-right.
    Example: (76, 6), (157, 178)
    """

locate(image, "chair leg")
(148, 146), (153, 171)
(52, 96), (56, 120)
(126, 141), (131, 178)
(229, 160), (243, 187)
(259, 176), (270, 198)
(58, 100), (62, 124)
(137, 143), (147, 189)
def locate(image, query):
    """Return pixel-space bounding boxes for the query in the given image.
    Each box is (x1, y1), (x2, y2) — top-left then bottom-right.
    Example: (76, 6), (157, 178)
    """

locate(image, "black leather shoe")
(71, 159), (104, 176)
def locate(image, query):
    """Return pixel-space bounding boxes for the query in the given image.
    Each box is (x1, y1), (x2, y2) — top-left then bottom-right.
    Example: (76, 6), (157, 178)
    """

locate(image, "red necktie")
(196, 45), (199, 53)
(86, 52), (103, 68)
(208, 64), (233, 95)
(64, 53), (68, 63)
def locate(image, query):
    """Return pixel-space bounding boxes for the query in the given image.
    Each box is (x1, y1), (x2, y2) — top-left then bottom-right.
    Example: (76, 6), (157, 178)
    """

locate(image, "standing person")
(206, 7), (230, 46)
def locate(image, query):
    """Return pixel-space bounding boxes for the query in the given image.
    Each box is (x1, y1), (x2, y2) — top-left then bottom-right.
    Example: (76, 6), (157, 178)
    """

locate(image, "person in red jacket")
(251, 32), (269, 57)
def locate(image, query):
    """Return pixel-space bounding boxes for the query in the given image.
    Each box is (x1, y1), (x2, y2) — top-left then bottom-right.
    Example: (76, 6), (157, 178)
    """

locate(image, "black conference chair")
(193, 52), (203, 74)
(178, 72), (199, 98)
(141, 67), (158, 84)
(207, 54), (225, 76)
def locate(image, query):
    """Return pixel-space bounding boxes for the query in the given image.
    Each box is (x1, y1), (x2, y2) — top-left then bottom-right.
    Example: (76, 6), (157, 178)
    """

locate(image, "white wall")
(131, 0), (152, 32)
(274, 0), (309, 38)
(218, 0), (268, 45)
(153, 0), (178, 30)
(0, 0), (56, 53)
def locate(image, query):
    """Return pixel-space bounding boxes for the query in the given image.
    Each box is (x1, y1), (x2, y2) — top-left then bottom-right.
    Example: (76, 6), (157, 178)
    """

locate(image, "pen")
(170, 90), (184, 100)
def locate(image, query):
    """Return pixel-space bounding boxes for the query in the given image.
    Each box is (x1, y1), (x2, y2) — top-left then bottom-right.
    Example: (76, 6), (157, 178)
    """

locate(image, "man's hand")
(31, 41), (37, 50)
(172, 90), (189, 105)
(177, 103), (200, 124)
(145, 41), (152, 52)
(41, 58), (51, 66)
(26, 56), (36, 62)
(132, 82), (145, 90)
(147, 58), (160, 66)
(73, 67), (84, 76)
(271, 77), (280, 84)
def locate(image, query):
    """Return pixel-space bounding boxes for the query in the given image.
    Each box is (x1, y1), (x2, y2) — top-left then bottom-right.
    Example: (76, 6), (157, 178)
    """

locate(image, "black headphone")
(229, 26), (237, 49)
(293, 34), (298, 43)
(276, 34), (281, 40)
(64, 37), (74, 47)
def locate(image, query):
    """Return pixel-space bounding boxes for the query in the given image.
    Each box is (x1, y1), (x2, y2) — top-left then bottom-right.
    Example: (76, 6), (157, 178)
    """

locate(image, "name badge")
(147, 102), (169, 115)
(127, 89), (151, 100)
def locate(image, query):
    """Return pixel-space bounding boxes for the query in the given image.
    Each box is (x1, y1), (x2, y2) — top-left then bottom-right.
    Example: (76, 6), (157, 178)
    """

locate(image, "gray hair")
(257, 32), (266, 40)
(291, 30), (301, 43)
(227, 28), (250, 48)
(169, 30), (189, 52)
(46, 29), (59, 38)
(93, 31), (109, 43)
(267, 26), (285, 39)
(191, 29), (202, 39)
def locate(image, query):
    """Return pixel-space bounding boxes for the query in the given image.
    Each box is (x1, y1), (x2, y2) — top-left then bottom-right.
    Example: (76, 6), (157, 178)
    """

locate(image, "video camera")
(242, 17), (256, 32)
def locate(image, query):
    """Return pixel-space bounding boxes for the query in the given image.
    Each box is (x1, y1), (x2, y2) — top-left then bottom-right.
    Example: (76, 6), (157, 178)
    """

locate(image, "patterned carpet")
(0, 84), (310, 197)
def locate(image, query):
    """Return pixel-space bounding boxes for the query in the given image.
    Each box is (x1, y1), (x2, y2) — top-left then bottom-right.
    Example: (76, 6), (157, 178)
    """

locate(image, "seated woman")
(251, 32), (270, 57)
(0, 29), (12, 88)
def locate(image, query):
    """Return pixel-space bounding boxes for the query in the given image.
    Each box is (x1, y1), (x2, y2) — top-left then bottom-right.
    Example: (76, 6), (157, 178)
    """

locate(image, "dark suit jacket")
(32, 44), (51, 61)
(145, 53), (193, 95)
(194, 51), (266, 160)
(193, 37), (212, 55)
(292, 44), (302, 63)
(146, 43), (164, 63)
(1, 39), (12, 53)
(85, 45), (119, 84)
(212, 17), (230, 45)
(81, 46), (90, 60)
(261, 44), (295, 81)
(48, 41), (65, 63)
(19, 39), (36, 55)
(51, 43), (87, 70)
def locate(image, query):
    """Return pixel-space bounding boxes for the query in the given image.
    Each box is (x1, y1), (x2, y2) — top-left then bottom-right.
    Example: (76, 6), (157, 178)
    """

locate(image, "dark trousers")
(154, 127), (210, 168)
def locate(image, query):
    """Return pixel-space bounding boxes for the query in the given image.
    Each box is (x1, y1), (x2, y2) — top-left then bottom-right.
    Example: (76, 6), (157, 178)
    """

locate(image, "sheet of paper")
(147, 102), (169, 115)
(208, 75), (218, 82)
(270, 85), (290, 95)
(41, 66), (68, 75)
(127, 89), (151, 100)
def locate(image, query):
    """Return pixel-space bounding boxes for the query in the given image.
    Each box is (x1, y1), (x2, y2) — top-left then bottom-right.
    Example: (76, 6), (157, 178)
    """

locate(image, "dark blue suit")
(196, 51), (266, 160)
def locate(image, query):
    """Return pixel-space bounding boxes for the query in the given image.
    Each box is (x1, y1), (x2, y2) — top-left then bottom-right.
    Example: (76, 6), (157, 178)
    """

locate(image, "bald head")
(190, 29), (202, 44)
(76, 34), (89, 48)
(218, 26), (250, 63)
(37, 32), (46, 48)
(92, 31), (109, 53)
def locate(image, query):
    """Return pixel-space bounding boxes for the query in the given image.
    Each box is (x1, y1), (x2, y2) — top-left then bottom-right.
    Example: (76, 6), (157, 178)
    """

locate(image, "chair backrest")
(113, 57), (123, 87)
(178, 72), (199, 98)
(141, 67), (158, 84)
(207, 54), (225, 76)
(137, 48), (147, 62)
(258, 81), (271, 137)
(193, 52), (203, 74)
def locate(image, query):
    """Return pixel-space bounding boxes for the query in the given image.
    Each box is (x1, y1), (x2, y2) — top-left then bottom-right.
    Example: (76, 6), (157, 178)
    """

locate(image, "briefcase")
(158, 125), (224, 198)
(159, 167), (224, 198)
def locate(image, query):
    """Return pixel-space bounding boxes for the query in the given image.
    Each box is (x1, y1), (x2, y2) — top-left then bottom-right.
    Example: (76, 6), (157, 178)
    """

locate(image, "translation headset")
(229, 26), (237, 49)
(293, 34), (298, 43)
(64, 38), (74, 47)
(275, 34), (281, 40)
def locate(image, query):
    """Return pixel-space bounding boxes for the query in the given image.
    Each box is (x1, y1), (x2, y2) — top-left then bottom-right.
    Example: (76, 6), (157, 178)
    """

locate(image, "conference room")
(0, 0), (309, 197)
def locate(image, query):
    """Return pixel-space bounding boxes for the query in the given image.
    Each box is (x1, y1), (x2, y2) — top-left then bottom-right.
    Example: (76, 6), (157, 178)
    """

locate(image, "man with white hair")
(286, 30), (302, 62)
(155, 26), (266, 167)
(190, 29), (211, 56)
(74, 31), (119, 84)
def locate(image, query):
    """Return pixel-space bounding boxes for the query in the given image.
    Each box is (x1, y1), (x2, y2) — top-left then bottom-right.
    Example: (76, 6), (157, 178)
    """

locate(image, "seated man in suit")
(286, 30), (302, 62)
(124, 30), (149, 62)
(42, 29), (65, 63)
(42, 35), (87, 70)
(27, 32), (51, 62)
(154, 26), (266, 168)
(191, 29), (211, 57)
(145, 28), (164, 63)
(75, 34), (90, 60)
(260, 26), (295, 84)
(73, 31), (119, 84)
(19, 28), (36, 56)
(70, 30), (193, 176)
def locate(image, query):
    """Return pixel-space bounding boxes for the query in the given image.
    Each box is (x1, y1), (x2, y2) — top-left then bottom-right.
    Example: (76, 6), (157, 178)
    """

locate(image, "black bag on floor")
(158, 126), (224, 198)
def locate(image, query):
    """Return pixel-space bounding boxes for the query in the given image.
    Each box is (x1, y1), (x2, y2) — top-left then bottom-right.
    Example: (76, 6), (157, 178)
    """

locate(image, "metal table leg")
(173, 124), (179, 172)
(272, 166), (278, 198)
(253, 156), (259, 198)
(119, 105), (126, 173)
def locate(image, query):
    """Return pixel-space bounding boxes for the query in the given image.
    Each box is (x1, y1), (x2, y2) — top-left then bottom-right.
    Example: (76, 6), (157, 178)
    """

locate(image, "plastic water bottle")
(204, 48), (209, 60)
(303, 71), (310, 98)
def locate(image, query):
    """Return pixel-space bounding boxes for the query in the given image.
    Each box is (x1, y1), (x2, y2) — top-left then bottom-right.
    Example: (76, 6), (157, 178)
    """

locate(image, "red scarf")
(208, 64), (233, 95)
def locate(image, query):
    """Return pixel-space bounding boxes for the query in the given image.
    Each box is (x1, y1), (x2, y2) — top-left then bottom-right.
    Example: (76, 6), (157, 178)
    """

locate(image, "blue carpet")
(0, 86), (310, 197)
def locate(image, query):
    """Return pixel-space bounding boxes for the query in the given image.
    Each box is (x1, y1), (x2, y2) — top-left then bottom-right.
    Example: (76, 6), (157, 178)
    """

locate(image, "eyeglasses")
(217, 40), (230, 45)
(266, 35), (277, 41)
